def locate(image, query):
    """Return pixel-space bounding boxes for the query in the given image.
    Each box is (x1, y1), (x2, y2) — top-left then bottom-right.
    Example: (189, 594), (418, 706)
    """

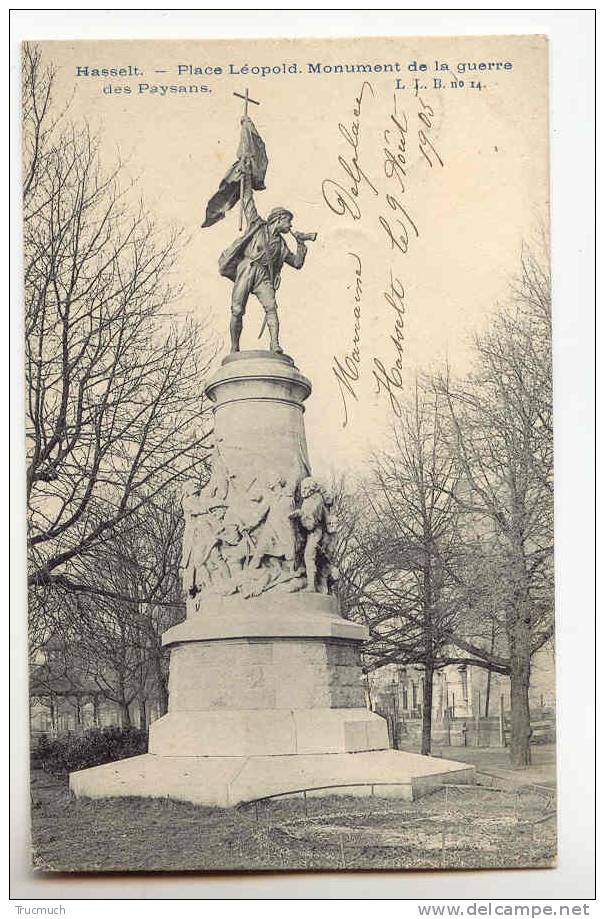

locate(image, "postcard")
(23, 34), (555, 873)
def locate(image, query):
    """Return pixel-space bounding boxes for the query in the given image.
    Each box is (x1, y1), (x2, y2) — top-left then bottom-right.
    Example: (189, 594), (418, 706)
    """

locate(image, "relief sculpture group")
(181, 441), (338, 608)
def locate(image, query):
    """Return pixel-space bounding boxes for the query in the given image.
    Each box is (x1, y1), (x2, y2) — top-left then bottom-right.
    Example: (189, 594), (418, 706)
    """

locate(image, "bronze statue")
(202, 92), (316, 353)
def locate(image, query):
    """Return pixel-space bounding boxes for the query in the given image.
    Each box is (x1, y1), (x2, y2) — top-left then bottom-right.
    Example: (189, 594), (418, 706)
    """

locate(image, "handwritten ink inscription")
(322, 81), (378, 221)
(372, 271), (406, 418)
(323, 82), (444, 427)
(332, 252), (363, 429)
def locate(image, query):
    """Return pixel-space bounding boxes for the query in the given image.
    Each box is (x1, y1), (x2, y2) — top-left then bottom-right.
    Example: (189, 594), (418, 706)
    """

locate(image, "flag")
(201, 117), (268, 228)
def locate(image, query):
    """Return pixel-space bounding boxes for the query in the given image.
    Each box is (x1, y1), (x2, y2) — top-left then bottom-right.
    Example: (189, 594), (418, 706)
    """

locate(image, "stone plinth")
(148, 594), (388, 758)
(70, 352), (474, 806)
(147, 594), (388, 758)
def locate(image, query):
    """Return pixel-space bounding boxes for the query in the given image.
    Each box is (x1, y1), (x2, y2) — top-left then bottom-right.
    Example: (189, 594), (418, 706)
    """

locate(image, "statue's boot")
(230, 315), (242, 352)
(266, 310), (283, 354)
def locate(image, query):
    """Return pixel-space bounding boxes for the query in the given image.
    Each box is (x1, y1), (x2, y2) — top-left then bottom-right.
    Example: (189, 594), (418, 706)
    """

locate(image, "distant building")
(29, 636), (163, 737)
(366, 645), (556, 746)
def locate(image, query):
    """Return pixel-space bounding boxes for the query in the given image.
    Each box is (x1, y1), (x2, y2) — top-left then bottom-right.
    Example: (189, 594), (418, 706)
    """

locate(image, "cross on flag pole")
(233, 87), (261, 117)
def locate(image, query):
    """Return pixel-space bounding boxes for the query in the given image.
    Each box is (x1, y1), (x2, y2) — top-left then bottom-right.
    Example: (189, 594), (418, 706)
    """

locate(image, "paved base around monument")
(70, 750), (475, 808)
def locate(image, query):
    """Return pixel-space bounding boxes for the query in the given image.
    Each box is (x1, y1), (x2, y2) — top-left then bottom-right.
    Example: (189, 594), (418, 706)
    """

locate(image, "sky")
(38, 35), (549, 480)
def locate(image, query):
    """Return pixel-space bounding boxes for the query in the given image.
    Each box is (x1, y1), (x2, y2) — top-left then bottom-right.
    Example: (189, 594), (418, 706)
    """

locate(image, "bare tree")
(56, 490), (186, 727)
(28, 580), (69, 664)
(336, 386), (466, 754)
(439, 248), (554, 766)
(23, 44), (216, 621)
(335, 248), (552, 763)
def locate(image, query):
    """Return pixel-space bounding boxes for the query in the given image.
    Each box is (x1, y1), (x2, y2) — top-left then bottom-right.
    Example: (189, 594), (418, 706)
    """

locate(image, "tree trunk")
(509, 657), (532, 766)
(508, 605), (532, 766)
(421, 662), (434, 755)
(137, 696), (148, 732)
(158, 680), (169, 718)
(151, 645), (168, 718)
(152, 648), (169, 716)
(484, 668), (493, 718)
(119, 700), (132, 728)
(485, 618), (496, 717)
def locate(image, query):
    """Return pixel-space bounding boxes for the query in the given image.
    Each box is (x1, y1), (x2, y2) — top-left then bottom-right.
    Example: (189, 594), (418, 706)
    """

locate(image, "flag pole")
(239, 91), (248, 231)
(233, 88), (261, 230)
(233, 89), (260, 230)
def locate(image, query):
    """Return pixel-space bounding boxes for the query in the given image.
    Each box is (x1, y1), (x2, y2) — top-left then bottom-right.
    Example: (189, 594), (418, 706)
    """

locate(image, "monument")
(70, 96), (474, 807)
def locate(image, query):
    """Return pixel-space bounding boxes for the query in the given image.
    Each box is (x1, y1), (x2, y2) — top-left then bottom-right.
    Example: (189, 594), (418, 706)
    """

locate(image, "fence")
(375, 692), (556, 749)
(241, 778), (557, 869)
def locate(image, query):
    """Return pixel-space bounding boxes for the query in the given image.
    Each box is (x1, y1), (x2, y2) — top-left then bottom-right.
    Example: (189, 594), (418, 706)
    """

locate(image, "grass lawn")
(30, 768), (557, 873)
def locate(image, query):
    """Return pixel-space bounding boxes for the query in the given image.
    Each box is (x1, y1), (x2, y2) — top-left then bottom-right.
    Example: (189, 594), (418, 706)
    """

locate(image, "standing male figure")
(218, 118), (311, 353)
(290, 476), (327, 592)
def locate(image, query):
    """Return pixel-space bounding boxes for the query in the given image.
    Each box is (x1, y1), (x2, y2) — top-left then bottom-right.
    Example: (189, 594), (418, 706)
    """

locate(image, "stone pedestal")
(149, 594), (388, 758)
(70, 352), (474, 806)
